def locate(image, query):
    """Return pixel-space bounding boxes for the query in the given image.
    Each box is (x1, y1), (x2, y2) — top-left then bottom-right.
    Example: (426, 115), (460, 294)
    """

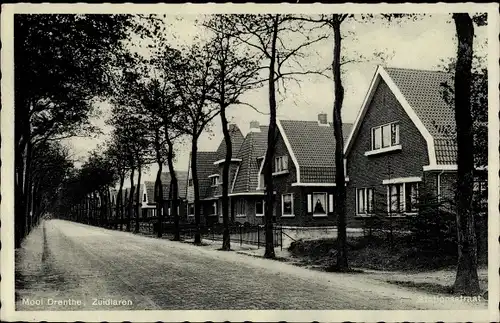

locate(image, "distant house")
(186, 150), (220, 225)
(261, 114), (353, 226)
(141, 171), (189, 220)
(344, 66), (487, 226)
(204, 124), (246, 222)
(228, 121), (269, 225)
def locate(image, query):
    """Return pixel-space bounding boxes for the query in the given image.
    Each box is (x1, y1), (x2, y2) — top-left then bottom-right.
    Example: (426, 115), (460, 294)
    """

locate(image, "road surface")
(15, 219), (486, 310)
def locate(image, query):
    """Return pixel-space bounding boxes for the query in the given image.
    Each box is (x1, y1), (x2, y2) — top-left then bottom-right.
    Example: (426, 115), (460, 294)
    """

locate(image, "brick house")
(225, 121), (269, 225)
(141, 171), (189, 221)
(261, 115), (353, 226)
(344, 66), (486, 227)
(202, 124), (247, 223)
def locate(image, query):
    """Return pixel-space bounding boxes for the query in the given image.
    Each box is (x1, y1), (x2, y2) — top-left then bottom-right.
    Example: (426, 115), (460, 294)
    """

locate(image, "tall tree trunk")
(191, 135), (202, 244)
(331, 16), (349, 271)
(107, 188), (113, 228)
(452, 13), (480, 295)
(24, 141), (33, 233)
(117, 174), (125, 230)
(165, 128), (180, 241)
(135, 165), (142, 233)
(127, 168), (135, 232)
(220, 106), (232, 251)
(263, 15), (279, 259)
(14, 126), (29, 248)
(155, 163), (164, 238)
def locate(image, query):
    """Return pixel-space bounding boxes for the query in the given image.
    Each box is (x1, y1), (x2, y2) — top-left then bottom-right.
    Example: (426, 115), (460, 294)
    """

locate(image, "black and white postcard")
(1, 3), (498, 322)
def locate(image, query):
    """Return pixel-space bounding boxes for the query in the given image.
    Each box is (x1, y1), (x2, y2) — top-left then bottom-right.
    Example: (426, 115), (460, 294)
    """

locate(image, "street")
(16, 219), (486, 310)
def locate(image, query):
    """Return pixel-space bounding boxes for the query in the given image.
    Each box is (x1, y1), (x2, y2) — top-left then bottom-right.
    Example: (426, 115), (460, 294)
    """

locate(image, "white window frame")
(235, 198), (246, 218)
(210, 176), (219, 187)
(255, 199), (265, 217)
(385, 182), (419, 216)
(356, 187), (374, 216)
(312, 192), (328, 217)
(187, 203), (195, 217)
(367, 122), (401, 156)
(281, 193), (294, 217)
(274, 155), (289, 175)
(209, 201), (218, 216)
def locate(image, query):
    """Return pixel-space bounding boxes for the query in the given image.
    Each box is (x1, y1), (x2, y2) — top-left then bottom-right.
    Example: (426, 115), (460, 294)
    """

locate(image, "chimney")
(318, 113), (328, 126)
(249, 120), (261, 132)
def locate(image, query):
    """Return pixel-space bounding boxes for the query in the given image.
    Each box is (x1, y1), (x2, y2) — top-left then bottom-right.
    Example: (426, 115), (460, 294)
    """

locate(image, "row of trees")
(13, 14), (134, 247)
(16, 13), (487, 296)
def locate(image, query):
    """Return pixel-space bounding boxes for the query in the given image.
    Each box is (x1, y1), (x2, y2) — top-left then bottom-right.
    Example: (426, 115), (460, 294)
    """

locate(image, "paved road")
(15, 219), (485, 310)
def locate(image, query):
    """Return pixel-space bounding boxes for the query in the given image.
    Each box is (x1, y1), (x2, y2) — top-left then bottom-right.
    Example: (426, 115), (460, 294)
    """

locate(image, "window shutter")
(307, 194), (312, 213)
(328, 194), (334, 213)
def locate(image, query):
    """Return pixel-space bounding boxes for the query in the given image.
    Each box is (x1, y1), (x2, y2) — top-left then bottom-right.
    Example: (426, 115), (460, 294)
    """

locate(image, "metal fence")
(109, 218), (283, 249)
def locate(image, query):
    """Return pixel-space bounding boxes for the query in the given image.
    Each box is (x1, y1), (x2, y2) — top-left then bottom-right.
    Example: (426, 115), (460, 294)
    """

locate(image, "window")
(210, 176), (219, 187)
(256, 200), (265, 216)
(188, 203), (194, 216)
(405, 182), (419, 213)
(386, 182), (419, 214)
(274, 155), (289, 173)
(282, 194), (293, 216)
(388, 183), (404, 213)
(235, 198), (246, 217)
(188, 179), (193, 187)
(210, 201), (218, 216)
(372, 122), (400, 150)
(143, 193), (147, 202)
(307, 193), (334, 215)
(356, 188), (374, 215)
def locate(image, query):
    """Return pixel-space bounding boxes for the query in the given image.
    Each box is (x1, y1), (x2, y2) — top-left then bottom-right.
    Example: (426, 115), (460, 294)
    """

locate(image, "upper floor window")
(372, 122), (399, 150)
(275, 155), (288, 173)
(188, 179), (193, 187)
(210, 176), (219, 187)
(143, 193), (147, 202)
(188, 203), (195, 216)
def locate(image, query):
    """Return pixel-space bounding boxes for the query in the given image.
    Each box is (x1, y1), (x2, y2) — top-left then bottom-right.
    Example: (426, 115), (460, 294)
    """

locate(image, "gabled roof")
(232, 125), (269, 194)
(143, 171), (189, 203)
(214, 124), (245, 162)
(345, 66), (459, 169)
(188, 151), (219, 199)
(277, 120), (353, 183)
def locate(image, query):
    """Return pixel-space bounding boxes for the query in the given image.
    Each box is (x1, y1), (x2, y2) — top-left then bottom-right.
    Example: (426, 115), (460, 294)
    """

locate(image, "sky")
(63, 13), (488, 184)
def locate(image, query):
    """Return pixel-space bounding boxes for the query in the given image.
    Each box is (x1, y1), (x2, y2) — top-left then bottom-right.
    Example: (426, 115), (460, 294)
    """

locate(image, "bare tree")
(231, 14), (328, 258)
(451, 12), (482, 296)
(167, 42), (221, 245)
(203, 15), (261, 250)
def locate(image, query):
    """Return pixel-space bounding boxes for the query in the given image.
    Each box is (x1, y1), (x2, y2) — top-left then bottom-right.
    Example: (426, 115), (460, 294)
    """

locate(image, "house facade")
(141, 171), (189, 221)
(224, 121), (268, 225)
(261, 115), (353, 227)
(344, 66), (486, 227)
